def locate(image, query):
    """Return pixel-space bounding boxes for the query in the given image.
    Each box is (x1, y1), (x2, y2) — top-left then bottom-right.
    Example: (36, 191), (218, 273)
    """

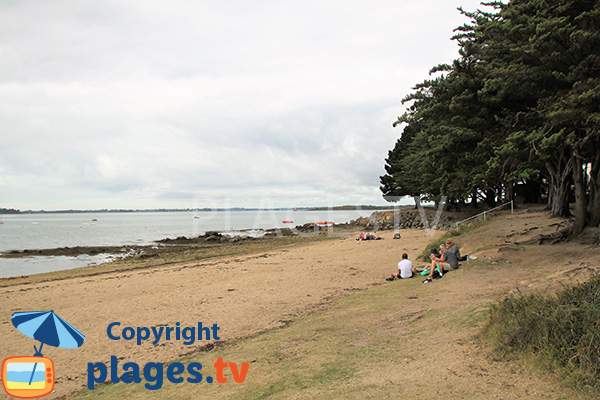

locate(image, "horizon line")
(1, 204), (415, 214)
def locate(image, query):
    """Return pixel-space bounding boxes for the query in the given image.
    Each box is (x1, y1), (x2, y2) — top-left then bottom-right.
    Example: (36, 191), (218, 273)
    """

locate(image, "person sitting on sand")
(426, 243), (459, 279)
(357, 232), (381, 241)
(446, 239), (468, 261)
(365, 232), (381, 240)
(387, 253), (419, 280)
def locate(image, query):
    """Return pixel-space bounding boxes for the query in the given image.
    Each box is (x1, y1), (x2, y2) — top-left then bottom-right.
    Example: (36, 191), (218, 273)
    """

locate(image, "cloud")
(0, 0), (484, 210)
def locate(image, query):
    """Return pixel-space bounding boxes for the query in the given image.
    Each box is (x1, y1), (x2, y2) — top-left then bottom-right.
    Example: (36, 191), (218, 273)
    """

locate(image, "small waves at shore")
(0, 253), (128, 278)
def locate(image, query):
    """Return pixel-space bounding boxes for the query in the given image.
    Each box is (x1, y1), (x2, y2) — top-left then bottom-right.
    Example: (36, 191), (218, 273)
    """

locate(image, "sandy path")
(0, 229), (439, 398)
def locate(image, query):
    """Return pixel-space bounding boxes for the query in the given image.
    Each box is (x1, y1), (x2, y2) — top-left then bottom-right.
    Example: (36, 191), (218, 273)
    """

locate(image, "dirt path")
(1, 208), (596, 399)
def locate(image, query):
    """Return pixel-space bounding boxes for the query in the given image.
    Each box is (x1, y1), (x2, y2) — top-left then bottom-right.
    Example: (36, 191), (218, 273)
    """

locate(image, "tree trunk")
(413, 196), (421, 209)
(505, 182), (514, 203)
(588, 152), (600, 227)
(523, 178), (542, 203)
(571, 148), (587, 236)
(471, 192), (478, 208)
(546, 152), (572, 217)
(548, 177), (571, 217)
(485, 189), (496, 207)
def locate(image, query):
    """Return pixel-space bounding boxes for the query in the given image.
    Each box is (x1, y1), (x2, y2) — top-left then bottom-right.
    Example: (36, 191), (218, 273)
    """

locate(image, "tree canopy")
(381, 0), (600, 234)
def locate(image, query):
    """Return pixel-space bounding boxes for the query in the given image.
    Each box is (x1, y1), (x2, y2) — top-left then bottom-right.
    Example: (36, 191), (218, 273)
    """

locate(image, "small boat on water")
(92, 219), (98, 222)
(282, 220), (294, 223)
(316, 221), (334, 225)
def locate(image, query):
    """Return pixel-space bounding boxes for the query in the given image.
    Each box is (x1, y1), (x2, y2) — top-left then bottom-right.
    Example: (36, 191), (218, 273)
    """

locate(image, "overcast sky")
(0, 0), (484, 210)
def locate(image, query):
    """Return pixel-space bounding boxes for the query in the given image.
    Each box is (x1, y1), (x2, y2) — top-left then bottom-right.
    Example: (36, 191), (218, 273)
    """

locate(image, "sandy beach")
(0, 228), (441, 398)
(2, 207), (598, 399)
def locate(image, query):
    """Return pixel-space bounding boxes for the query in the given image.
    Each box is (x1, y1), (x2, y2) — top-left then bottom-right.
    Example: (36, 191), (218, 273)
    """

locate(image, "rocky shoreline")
(325, 209), (456, 231)
(1, 210), (458, 259)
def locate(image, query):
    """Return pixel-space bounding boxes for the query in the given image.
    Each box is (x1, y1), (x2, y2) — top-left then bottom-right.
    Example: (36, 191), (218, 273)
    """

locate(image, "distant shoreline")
(0, 205), (407, 215)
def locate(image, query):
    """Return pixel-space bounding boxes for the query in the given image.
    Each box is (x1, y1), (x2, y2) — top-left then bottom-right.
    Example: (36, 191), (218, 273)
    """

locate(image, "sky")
(0, 0), (485, 210)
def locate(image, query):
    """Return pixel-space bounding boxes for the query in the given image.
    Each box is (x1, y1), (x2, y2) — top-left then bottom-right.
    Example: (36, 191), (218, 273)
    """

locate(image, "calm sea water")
(0, 209), (374, 278)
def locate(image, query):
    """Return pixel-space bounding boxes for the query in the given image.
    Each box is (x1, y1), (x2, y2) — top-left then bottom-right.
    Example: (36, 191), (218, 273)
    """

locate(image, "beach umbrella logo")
(2, 311), (86, 399)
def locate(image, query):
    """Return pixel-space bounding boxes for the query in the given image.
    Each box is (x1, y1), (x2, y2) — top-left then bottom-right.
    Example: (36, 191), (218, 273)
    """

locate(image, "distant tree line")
(380, 0), (599, 235)
(0, 208), (20, 214)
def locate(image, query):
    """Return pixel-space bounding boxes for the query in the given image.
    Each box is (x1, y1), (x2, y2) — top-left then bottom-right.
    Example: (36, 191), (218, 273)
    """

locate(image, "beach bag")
(393, 233), (401, 239)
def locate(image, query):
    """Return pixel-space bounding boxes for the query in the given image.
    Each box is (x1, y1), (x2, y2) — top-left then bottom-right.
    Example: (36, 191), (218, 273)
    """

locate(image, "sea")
(0, 209), (376, 278)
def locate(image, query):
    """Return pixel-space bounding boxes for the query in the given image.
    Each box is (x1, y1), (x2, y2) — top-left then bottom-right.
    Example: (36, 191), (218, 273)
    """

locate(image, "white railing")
(454, 200), (514, 228)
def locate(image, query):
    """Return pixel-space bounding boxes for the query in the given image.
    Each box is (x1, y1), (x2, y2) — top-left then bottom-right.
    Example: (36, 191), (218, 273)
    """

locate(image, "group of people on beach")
(356, 232), (381, 241)
(386, 238), (467, 284)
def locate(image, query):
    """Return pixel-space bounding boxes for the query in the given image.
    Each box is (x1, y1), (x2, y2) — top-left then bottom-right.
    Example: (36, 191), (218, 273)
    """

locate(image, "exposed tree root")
(517, 227), (572, 245)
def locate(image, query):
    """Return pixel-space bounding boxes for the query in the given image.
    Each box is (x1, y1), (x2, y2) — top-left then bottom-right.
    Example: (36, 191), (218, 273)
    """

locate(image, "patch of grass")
(68, 266), (584, 399)
(480, 275), (600, 395)
(419, 237), (448, 261)
(419, 217), (495, 261)
(445, 305), (490, 330)
(69, 279), (436, 400)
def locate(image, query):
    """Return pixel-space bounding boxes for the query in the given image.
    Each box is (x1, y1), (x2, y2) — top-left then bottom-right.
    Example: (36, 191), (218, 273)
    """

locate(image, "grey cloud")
(0, 0), (484, 209)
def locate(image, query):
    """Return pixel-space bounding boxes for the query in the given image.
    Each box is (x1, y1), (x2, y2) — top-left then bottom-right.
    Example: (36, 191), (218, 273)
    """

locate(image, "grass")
(480, 275), (600, 395)
(69, 280), (437, 400)
(444, 304), (490, 330)
(419, 216), (496, 261)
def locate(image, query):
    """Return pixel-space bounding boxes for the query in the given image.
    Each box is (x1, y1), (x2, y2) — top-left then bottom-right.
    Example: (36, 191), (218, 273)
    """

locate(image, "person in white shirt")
(387, 253), (419, 280)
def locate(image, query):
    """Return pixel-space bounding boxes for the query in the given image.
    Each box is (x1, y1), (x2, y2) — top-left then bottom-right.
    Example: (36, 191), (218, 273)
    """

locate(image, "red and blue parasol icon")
(11, 310), (85, 385)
